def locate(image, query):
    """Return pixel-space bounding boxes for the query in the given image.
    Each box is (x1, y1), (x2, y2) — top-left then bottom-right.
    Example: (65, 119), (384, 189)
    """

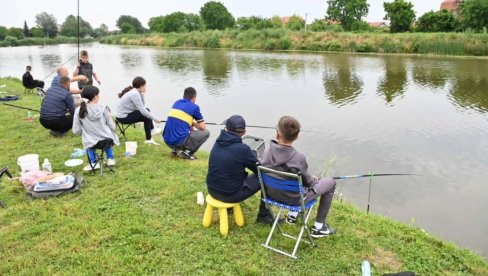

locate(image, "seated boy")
(259, 115), (337, 238)
(206, 115), (272, 223)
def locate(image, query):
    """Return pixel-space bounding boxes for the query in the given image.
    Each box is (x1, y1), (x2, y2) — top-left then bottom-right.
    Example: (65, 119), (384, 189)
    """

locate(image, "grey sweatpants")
(305, 177), (336, 223)
(182, 129), (210, 153)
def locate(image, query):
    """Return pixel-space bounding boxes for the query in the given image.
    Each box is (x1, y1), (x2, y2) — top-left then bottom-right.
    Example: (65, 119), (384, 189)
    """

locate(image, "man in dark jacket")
(22, 65), (44, 89)
(206, 115), (272, 223)
(39, 76), (75, 137)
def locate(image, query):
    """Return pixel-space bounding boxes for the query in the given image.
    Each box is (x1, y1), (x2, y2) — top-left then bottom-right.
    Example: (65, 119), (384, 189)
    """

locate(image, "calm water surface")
(1, 43), (487, 256)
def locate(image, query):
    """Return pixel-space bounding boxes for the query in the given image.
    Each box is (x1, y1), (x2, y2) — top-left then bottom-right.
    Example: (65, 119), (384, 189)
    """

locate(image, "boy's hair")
(26, 65), (32, 71)
(183, 87), (197, 100)
(277, 116), (301, 143)
(80, 50), (88, 57)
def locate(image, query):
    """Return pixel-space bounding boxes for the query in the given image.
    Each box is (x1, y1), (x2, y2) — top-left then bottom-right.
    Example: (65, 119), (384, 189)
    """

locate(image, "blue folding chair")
(257, 165), (317, 259)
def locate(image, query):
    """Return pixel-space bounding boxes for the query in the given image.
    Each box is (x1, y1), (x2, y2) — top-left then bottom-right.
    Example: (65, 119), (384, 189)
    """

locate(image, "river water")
(1, 43), (487, 256)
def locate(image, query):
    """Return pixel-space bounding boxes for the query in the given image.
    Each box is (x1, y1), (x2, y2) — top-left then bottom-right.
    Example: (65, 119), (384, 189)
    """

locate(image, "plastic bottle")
(361, 260), (371, 276)
(197, 192), (205, 205)
(42, 158), (52, 173)
(27, 111), (33, 123)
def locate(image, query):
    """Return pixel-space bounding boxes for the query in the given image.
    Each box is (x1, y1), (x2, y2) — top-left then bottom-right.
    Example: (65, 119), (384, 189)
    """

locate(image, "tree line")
(1, 0), (488, 43)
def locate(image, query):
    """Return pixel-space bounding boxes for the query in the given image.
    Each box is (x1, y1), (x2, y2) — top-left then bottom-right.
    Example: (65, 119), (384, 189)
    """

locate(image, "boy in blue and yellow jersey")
(163, 87), (210, 160)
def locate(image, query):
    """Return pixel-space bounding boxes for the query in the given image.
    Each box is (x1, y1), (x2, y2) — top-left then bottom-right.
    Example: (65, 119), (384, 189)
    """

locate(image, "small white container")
(42, 158), (52, 173)
(125, 141), (138, 156)
(17, 154), (40, 175)
(197, 192), (205, 205)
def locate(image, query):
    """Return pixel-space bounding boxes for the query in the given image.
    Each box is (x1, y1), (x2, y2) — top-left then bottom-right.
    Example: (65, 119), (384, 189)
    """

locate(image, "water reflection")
(202, 50), (231, 94)
(412, 60), (451, 90)
(121, 52), (143, 68)
(322, 55), (363, 106)
(450, 73), (488, 113)
(377, 57), (407, 104)
(154, 51), (200, 74)
(40, 54), (61, 73)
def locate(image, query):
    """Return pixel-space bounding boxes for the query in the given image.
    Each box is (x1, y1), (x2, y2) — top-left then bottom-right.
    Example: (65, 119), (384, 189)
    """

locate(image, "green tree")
(149, 12), (203, 33)
(326, 0), (369, 31)
(286, 15), (305, 31)
(7, 27), (23, 39)
(120, 22), (136, 34)
(384, 0), (416, 33)
(460, 0), (488, 32)
(417, 10), (458, 32)
(30, 27), (44, 37)
(35, 12), (58, 37)
(60, 15), (93, 37)
(199, 1), (235, 30)
(23, 20), (30, 38)
(0, 26), (7, 40)
(116, 15), (145, 33)
(92, 24), (109, 38)
(236, 16), (272, 30)
(270, 16), (284, 28)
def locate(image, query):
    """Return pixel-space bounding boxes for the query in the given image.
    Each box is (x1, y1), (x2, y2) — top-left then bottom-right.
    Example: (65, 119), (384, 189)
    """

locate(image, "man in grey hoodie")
(260, 115), (336, 238)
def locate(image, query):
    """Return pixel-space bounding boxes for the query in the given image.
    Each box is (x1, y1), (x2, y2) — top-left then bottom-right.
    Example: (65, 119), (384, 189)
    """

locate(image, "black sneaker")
(311, 224), (336, 238)
(256, 214), (274, 224)
(171, 149), (179, 157)
(286, 214), (297, 225)
(49, 130), (64, 137)
(181, 150), (196, 160)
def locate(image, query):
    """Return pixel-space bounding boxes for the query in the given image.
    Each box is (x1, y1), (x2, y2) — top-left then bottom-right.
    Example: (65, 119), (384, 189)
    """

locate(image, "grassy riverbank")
(0, 36), (94, 47)
(1, 77), (487, 274)
(100, 29), (488, 56)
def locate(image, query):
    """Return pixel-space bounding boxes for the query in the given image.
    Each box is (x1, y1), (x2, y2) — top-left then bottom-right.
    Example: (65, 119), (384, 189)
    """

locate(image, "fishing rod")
(40, 53), (79, 81)
(332, 173), (417, 180)
(159, 120), (278, 130)
(2, 103), (40, 113)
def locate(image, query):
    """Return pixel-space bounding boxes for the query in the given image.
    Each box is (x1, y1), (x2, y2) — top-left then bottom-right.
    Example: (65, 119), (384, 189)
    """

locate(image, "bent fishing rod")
(160, 120), (315, 131)
(2, 103), (39, 112)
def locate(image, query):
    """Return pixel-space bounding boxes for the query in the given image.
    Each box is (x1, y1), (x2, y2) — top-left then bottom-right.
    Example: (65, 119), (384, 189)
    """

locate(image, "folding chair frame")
(257, 166), (316, 259)
(115, 120), (135, 141)
(87, 139), (115, 176)
(0, 167), (12, 208)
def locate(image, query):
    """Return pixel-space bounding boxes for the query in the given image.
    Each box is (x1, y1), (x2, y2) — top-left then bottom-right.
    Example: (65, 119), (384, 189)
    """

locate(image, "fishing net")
(242, 135), (265, 159)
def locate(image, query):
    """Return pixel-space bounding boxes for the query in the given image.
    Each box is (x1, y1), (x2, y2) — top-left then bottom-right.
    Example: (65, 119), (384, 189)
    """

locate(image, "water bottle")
(27, 111), (33, 123)
(70, 148), (86, 158)
(42, 158), (52, 173)
(197, 192), (205, 205)
(361, 260), (371, 276)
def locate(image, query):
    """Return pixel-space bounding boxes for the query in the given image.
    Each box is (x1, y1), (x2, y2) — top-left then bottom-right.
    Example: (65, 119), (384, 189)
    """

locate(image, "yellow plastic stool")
(202, 194), (244, 236)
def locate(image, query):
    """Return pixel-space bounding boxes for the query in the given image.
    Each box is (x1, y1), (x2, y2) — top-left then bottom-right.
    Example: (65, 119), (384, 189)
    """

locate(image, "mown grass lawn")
(1, 77), (487, 275)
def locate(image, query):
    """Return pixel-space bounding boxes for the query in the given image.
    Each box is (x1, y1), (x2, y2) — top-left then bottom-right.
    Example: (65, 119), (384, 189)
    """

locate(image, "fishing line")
(40, 53), (79, 81)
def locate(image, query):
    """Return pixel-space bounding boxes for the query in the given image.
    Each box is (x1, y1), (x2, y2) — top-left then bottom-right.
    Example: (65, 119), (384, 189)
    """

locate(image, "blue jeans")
(87, 147), (114, 163)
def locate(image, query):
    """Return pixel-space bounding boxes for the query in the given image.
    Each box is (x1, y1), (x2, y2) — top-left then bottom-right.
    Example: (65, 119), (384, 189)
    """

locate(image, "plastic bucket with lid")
(17, 154), (40, 174)
(125, 141), (138, 156)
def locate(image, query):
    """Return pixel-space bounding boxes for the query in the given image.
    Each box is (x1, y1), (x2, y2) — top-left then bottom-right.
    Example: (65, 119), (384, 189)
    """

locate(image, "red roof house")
(440, 0), (463, 13)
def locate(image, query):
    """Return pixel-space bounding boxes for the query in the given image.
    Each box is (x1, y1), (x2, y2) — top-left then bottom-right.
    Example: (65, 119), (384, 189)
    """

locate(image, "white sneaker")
(83, 163), (100, 171)
(144, 138), (160, 145)
(151, 127), (162, 135)
(107, 159), (116, 166)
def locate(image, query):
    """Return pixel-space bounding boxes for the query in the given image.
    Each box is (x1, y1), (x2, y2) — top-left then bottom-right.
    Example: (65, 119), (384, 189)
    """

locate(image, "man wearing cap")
(206, 115), (272, 223)
(163, 87), (210, 160)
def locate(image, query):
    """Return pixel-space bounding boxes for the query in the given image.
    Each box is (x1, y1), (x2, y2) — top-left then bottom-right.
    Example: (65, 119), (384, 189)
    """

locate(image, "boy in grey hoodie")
(73, 86), (120, 171)
(260, 116), (336, 238)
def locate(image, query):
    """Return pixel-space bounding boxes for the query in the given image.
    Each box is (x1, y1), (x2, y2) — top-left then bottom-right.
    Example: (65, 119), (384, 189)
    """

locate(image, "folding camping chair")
(86, 139), (115, 176)
(115, 119), (135, 141)
(257, 165), (317, 259)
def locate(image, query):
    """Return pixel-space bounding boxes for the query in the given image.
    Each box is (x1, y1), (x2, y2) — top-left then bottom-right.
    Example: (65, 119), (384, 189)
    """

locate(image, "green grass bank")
(1, 77), (487, 274)
(0, 36), (94, 47)
(100, 29), (488, 57)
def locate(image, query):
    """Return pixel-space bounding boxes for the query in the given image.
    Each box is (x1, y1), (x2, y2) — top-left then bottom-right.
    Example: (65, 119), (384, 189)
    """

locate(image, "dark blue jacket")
(40, 85), (75, 119)
(206, 130), (258, 198)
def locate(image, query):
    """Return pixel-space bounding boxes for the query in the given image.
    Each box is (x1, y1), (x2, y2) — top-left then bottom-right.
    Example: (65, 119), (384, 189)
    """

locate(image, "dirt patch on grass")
(369, 247), (403, 272)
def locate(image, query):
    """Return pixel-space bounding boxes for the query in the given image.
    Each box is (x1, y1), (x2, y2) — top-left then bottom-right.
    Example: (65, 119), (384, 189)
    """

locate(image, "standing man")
(206, 115), (272, 223)
(163, 87), (210, 160)
(39, 76), (75, 137)
(22, 65), (44, 89)
(73, 50), (101, 90)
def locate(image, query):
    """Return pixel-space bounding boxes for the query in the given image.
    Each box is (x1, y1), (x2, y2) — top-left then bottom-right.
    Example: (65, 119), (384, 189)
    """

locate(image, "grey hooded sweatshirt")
(115, 90), (158, 121)
(260, 140), (318, 205)
(73, 103), (120, 149)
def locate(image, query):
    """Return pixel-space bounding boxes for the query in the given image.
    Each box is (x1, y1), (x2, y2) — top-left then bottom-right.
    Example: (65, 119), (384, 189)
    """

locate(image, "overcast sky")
(2, 0), (442, 30)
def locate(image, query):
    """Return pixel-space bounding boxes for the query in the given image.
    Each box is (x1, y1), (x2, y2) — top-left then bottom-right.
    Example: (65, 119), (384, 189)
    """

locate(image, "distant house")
(281, 16), (304, 25)
(368, 22), (388, 28)
(440, 0), (463, 14)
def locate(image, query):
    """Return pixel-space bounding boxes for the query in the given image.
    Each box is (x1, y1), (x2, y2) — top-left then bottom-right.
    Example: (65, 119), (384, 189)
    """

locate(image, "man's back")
(163, 98), (203, 145)
(22, 72), (33, 88)
(40, 86), (74, 119)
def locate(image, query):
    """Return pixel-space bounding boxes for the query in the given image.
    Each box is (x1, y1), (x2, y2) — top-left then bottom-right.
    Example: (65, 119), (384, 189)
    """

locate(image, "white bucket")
(17, 154), (40, 174)
(125, 141), (138, 156)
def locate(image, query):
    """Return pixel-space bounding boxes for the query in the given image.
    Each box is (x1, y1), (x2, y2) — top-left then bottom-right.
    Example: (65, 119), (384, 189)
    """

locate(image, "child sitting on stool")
(73, 86), (120, 171)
